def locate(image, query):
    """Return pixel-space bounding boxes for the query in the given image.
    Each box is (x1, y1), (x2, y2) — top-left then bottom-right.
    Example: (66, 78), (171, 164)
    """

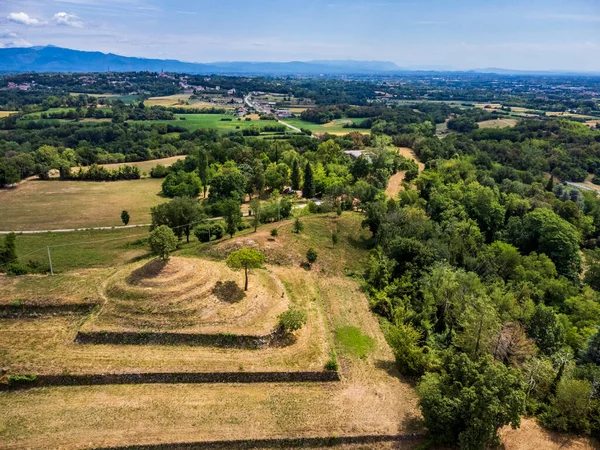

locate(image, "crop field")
(74, 155), (184, 175)
(546, 111), (596, 120)
(477, 118), (518, 128)
(145, 94), (238, 109)
(0, 111), (17, 117)
(283, 117), (370, 135)
(0, 178), (166, 231)
(133, 114), (292, 132)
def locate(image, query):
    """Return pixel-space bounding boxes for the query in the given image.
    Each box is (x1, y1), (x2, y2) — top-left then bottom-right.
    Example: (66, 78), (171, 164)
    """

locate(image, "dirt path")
(385, 148), (423, 198)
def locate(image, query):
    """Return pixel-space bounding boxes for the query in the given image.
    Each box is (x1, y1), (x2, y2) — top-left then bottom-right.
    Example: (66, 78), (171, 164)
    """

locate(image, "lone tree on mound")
(149, 225), (178, 262)
(226, 248), (265, 291)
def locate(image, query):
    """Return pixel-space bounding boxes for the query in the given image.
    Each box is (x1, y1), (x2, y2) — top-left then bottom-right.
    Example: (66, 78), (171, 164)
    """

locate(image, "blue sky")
(1, 0), (599, 71)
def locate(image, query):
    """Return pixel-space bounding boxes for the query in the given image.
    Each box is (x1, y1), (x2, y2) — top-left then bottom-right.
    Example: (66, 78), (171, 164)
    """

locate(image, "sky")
(0, 0), (599, 71)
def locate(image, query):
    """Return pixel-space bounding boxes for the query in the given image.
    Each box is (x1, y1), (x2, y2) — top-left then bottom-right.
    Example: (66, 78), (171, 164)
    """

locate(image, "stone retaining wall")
(75, 330), (285, 349)
(93, 434), (427, 449)
(0, 303), (97, 318)
(1, 371), (340, 390)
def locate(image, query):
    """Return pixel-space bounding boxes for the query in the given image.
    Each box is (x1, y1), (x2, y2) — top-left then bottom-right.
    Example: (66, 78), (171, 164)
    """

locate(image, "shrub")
(306, 248), (318, 264)
(325, 351), (338, 371)
(6, 262), (30, 276)
(307, 201), (319, 214)
(194, 222), (226, 242)
(278, 309), (308, 333)
(293, 217), (304, 234)
(211, 222), (225, 239)
(270, 228), (278, 237)
(539, 379), (592, 433)
(150, 164), (169, 178)
(193, 224), (212, 242)
(8, 374), (37, 387)
(149, 225), (178, 261)
(332, 231), (339, 246)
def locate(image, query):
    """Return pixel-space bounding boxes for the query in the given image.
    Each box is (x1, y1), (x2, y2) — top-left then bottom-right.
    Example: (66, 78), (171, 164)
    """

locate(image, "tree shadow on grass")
(126, 257), (167, 284)
(347, 234), (374, 252)
(374, 359), (420, 388)
(126, 252), (154, 265)
(212, 280), (245, 303)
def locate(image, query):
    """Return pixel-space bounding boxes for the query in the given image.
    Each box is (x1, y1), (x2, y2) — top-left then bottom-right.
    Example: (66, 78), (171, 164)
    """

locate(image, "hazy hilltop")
(0, 46), (401, 75)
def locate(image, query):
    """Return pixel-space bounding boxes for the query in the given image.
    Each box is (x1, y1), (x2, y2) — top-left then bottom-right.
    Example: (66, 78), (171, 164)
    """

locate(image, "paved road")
(244, 94), (315, 138)
(565, 181), (599, 193)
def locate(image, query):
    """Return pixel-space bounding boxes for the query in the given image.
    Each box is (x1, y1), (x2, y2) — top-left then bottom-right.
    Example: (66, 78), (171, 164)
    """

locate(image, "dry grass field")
(84, 256), (289, 334)
(0, 111), (17, 117)
(478, 118), (518, 128)
(0, 213), (426, 449)
(500, 419), (599, 450)
(0, 213), (586, 449)
(0, 178), (166, 231)
(74, 155), (184, 175)
(145, 94), (238, 109)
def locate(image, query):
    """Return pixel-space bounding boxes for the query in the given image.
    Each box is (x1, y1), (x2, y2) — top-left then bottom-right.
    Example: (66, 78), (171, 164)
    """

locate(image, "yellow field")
(73, 155), (184, 175)
(0, 178), (166, 231)
(0, 111), (17, 117)
(547, 111), (595, 120)
(145, 94), (237, 109)
(478, 118), (518, 129)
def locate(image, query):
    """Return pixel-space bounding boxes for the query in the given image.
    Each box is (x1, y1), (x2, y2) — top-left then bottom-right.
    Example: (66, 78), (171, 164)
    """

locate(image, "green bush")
(539, 379), (592, 433)
(325, 351), (338, 371)
(293, 217), (304, 234)
(150, 164), (169, 178)
(306, 248), (318, 264)
(194, 222), (225, 242)
(270, 228), (278, 237)
(193, 224), (212, 242)
(278, 309), (308, 333)
(149, 225), (178, 261)
(8, 374), (37, 387)
(6, 262), (30, 276)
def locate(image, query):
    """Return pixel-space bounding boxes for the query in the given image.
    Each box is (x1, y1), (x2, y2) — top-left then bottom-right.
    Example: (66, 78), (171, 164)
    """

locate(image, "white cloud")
(0, 39), (32, 48)
(7, 12), (46, 26)
(0, 31), (18, 39)
(53, 12), (84, 28)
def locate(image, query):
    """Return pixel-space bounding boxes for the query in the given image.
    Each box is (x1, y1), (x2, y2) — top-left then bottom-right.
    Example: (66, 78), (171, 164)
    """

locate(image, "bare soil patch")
(385, 171), (407, 198)
(500, 418), (599, 449)
(478, 118), (518, 129)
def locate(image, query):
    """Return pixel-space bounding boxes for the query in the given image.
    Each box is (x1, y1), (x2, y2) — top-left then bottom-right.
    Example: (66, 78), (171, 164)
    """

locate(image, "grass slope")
(0, 178), (165, 231)
(0, 213), (423, 448)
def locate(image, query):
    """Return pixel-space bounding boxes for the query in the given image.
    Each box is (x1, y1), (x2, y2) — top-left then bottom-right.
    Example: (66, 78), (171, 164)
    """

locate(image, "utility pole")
(47, 246), (54, 276)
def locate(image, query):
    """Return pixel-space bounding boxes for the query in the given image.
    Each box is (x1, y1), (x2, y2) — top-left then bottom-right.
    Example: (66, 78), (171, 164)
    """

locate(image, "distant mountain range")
(0, 46), (597, 76)
(0, 46), (401, 75)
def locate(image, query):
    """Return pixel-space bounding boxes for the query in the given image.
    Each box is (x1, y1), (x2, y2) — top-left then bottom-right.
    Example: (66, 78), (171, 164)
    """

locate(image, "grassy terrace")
(0, 213), (427, 449)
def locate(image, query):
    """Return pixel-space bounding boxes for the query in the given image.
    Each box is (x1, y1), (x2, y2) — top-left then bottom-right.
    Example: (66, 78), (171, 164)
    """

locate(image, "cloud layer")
(7, 12), (46, 26)
(6, 11), (84, 28)
(53, 12), (84, 28)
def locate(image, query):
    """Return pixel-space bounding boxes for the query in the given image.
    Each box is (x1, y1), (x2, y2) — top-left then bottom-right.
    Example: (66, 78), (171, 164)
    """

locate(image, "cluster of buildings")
(3, 81), (32, 91)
